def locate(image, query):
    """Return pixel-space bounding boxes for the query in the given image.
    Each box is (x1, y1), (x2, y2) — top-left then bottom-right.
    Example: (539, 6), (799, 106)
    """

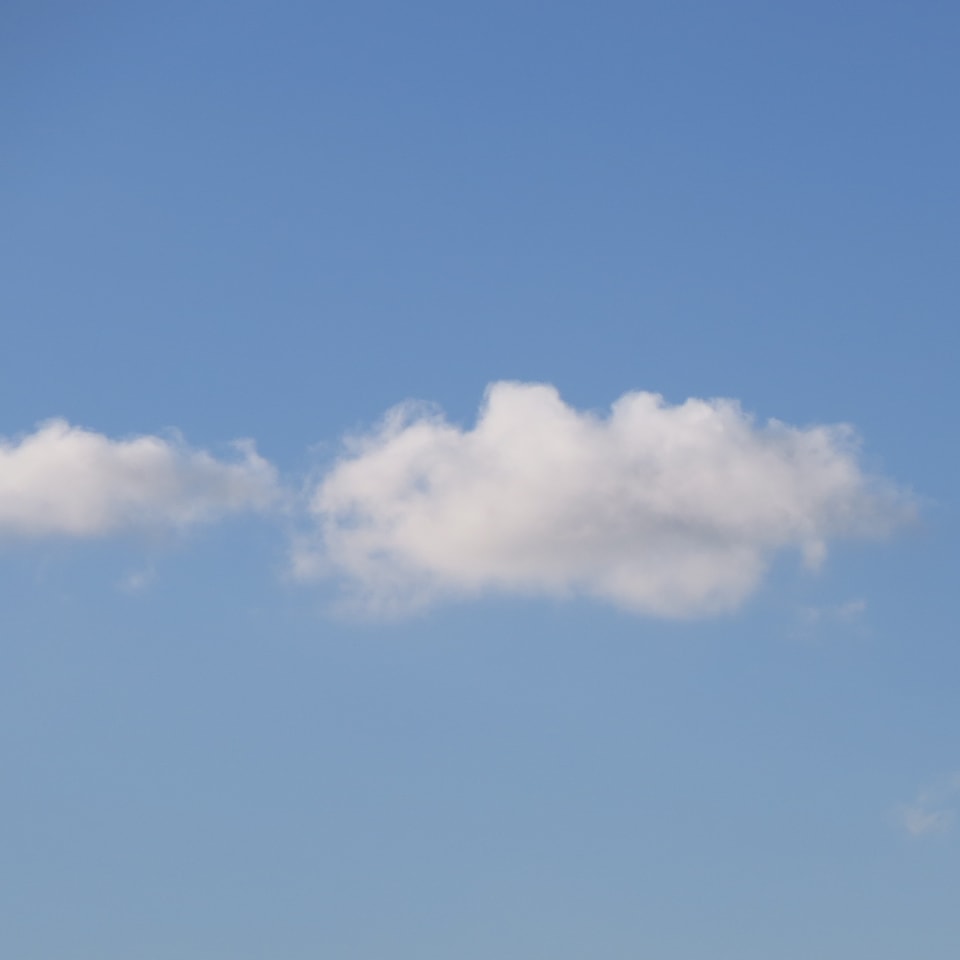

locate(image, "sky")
(2, 1), (959, 957)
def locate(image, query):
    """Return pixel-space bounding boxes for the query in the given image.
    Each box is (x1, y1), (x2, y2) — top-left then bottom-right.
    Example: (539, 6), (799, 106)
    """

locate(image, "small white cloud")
(800, 598), (867, 625)
(900, 776), (960, 837)
(835, 598), (868, 621)
(900, 773), (960, 837)
(902, 805), (953, 837)
(118, 566), (156, 593)
(295, 381), (913, 617)
(0, 420), (279, 539)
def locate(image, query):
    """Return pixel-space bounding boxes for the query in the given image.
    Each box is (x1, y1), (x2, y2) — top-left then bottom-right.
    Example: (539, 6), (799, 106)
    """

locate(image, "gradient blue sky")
(3, 2), (959, 957)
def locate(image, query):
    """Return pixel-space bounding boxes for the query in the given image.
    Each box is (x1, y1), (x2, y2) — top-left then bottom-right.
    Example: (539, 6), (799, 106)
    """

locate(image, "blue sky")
(3, 2), (959, 957)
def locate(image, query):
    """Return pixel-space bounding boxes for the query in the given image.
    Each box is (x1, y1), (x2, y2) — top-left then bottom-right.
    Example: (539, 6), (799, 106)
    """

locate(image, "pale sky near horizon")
(3, 2), (960, 957)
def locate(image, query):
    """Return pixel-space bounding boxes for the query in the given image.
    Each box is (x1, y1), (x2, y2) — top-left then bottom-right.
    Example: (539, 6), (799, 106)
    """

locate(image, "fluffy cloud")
(0, 419), (279, 538)
(296, 382), (912, 617)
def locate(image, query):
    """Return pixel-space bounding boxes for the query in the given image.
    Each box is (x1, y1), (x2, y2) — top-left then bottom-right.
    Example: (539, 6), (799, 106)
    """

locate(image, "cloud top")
(0, 419), (279, 538)
(296, 382), (912, 617)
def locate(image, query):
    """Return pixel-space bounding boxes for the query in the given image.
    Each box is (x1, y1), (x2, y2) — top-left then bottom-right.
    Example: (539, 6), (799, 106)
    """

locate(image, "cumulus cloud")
(0, 419), (279, 538)
(295, 381), (913, 617)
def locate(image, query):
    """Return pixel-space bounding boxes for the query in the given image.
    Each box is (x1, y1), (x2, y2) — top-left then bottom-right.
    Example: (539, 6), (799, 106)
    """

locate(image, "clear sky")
(3, 2), (959, 957)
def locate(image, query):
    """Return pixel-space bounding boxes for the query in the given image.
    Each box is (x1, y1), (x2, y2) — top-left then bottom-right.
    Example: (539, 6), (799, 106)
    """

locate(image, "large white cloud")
(0, 419), (279, 538)
(295, 382), (912, 617)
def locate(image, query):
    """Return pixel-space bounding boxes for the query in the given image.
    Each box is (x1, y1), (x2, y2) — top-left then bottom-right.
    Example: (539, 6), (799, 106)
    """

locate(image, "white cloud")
(118, 565), (156, 593)
(900, 776), (960, 837)
(902, 805), (953, 837)
(800, 598), (867, 625)
(295, 381), (913, 617)
(0, 419), (279, 538)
